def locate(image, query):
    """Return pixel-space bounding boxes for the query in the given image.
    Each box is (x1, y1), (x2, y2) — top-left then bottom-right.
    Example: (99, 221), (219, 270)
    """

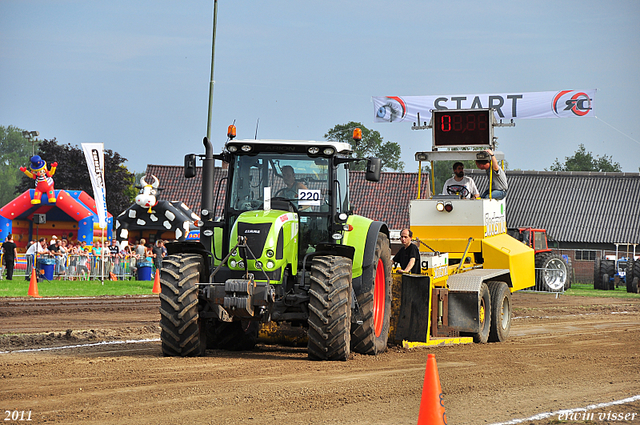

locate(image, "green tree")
(325, 122), (404, 171)
(548, 144), (621, 172)
(16, 139), (136, 215)
(0, 126), (34, 207)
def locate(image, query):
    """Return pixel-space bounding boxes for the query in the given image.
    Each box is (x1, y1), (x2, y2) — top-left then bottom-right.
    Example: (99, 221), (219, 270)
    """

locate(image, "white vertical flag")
(81, 143), (108, 229)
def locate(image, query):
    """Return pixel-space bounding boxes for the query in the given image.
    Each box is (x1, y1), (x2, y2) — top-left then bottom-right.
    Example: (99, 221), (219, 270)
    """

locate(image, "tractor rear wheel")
(628, 277), (639, 294)
(472, 283), (491, 344)
(563, 255), (573, 290)
(351, 233), (392, 355)
(307, 255), (352, 361)
(627, 260), (640, 294)
(488, 281), (511, 343)
(535, 252), (569, 292)
(159, 254), (205, 357)
(600, 260), (615, 290)
(593, 257), (602, 289)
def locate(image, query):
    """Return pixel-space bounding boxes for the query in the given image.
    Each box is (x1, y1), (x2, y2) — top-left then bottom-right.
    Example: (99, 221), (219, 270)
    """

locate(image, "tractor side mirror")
(184, 154), (197, 178)
(365, 157), (381, 182)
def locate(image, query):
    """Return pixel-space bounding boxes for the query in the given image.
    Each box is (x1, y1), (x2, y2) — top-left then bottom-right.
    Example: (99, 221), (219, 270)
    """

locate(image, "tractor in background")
(507, 227), (572, 292)
(594, 243), (638, 292)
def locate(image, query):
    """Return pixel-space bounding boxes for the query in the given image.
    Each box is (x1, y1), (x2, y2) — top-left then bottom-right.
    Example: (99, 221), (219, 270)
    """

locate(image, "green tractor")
(159, 129), (393, 361)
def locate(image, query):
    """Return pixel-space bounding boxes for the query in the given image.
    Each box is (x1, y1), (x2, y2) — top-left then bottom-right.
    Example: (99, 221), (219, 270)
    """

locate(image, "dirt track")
(1, 293), (639, 425)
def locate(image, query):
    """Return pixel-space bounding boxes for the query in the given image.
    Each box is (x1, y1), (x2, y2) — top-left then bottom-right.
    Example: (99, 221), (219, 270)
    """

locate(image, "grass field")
(0, 278), (155, 297)
(564, 282), (640, 299)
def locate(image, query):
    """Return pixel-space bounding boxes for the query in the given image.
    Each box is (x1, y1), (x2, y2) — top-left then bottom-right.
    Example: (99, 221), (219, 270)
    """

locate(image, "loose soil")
(0, 293), (638, 425)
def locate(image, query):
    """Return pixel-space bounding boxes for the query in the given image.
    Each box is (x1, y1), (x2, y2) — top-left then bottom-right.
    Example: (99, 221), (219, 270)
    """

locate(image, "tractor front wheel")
(307, 255), (352, 361)
(159, 254), (205, 357)
(351, 233), (393, 355)
(600, 260), (615, 291)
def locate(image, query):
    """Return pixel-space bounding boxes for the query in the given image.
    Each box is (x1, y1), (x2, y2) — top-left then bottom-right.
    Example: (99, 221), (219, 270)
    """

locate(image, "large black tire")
(159, 254), (205, 357)
(307, 255), (352, 361)
(488, 281), (511, 343)
(351, 233), (392, 355)
(628, 277), (639, 294)
(628, 260), (640, 293)
(563, 255), (573, 290)
(535, 252), (569, 292)
(205, 319), (259, 351)
(600, 260), (615, 291)
(472, 282), (491, 344)
(593, 257), (602, 289)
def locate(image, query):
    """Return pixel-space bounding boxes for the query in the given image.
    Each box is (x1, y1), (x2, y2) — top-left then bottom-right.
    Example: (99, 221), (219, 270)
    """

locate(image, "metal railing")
(1, 253), (157, 281)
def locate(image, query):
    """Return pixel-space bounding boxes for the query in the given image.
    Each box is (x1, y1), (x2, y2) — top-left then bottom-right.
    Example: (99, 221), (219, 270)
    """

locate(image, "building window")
(575, 250), (597, 261)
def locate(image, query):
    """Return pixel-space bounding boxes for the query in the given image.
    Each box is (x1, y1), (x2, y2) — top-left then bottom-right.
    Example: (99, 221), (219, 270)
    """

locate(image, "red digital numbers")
(439, 113), (487, 133)
(433, 110), (491, 146)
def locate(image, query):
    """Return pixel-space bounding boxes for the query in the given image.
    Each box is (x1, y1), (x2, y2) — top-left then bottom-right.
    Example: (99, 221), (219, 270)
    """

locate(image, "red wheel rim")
(373, 258), (386, 337)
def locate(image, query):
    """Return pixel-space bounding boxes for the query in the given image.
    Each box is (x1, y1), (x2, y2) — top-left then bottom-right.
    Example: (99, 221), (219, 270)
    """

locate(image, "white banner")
(372, 90), (596, 123)
(81, 143), (108, 229)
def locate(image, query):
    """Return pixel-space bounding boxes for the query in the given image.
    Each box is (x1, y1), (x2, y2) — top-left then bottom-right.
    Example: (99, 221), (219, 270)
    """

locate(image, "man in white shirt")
(442, 162), (479, 199)
(25, 238), (49, 280)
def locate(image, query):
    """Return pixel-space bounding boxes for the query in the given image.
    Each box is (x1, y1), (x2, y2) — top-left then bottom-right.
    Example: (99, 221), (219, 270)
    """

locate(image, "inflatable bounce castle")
(0, 156), (113, 250)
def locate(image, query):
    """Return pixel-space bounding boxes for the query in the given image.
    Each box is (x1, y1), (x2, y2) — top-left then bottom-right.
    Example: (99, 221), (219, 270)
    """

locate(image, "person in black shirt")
(152, 240), (165, 272)
(393, 228), (421, 274)
(2, 234), (18, 280)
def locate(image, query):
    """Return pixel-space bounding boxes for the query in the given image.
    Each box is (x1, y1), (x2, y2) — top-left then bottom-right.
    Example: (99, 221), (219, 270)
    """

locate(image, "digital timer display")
(432, 109), (492, 147)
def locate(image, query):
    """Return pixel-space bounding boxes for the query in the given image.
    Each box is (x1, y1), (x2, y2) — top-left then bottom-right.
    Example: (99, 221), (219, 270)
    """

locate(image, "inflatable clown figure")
(19, 155), (58, 204)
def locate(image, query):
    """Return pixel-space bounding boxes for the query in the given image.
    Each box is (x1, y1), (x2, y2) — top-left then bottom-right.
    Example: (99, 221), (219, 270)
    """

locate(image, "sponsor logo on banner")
(552, 90), (593, 117)
(375, 96), (407, 122)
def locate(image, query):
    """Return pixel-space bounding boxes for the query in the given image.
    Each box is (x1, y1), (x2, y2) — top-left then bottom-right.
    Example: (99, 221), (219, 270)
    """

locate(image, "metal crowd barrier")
(1, 254), (146, 281)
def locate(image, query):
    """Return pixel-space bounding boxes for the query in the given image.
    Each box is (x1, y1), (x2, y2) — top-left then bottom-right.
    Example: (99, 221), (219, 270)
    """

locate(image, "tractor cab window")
(534, 231), (548, 251)
(335, 162), (350, 214)
(229, 154), (330, 213)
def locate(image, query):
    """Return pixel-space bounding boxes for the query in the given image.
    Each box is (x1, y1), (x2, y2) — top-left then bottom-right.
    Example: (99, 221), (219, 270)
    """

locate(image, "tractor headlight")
(323, 147), (335, 156)
(255, 261), (263, 270)
(228, 145), (238, 153)
(229, 259), (237, 267)
(241, 144), (252, 152)
(308, 147), (320, 155)
(266, 249), (274, 258)
(436, 202), (445, 212)
(267, 260), (275, 269)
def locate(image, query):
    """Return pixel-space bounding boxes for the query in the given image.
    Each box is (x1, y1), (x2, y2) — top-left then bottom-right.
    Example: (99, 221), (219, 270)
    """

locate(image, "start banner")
(372, 89), (596, 123)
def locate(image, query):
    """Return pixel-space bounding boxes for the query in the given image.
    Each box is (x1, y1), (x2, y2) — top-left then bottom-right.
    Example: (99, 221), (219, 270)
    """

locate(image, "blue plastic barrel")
(39, 258), (55, 280)
(137, 262), (153, 281)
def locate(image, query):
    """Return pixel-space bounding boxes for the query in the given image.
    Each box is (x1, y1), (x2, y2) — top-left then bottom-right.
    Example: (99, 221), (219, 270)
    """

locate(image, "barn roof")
(467, 169), (640, 244)
(145, 164), (640, 245)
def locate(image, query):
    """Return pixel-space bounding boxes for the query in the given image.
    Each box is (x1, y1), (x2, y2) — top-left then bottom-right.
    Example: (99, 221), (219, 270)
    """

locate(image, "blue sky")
(1, 0), (639, 174)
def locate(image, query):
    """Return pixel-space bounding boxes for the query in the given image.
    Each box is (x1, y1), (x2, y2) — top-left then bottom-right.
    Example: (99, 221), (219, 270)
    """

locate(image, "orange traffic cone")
(152, 269), (161, 294)
(417, 353), (447, 425)
(28, 269), (42, 298)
